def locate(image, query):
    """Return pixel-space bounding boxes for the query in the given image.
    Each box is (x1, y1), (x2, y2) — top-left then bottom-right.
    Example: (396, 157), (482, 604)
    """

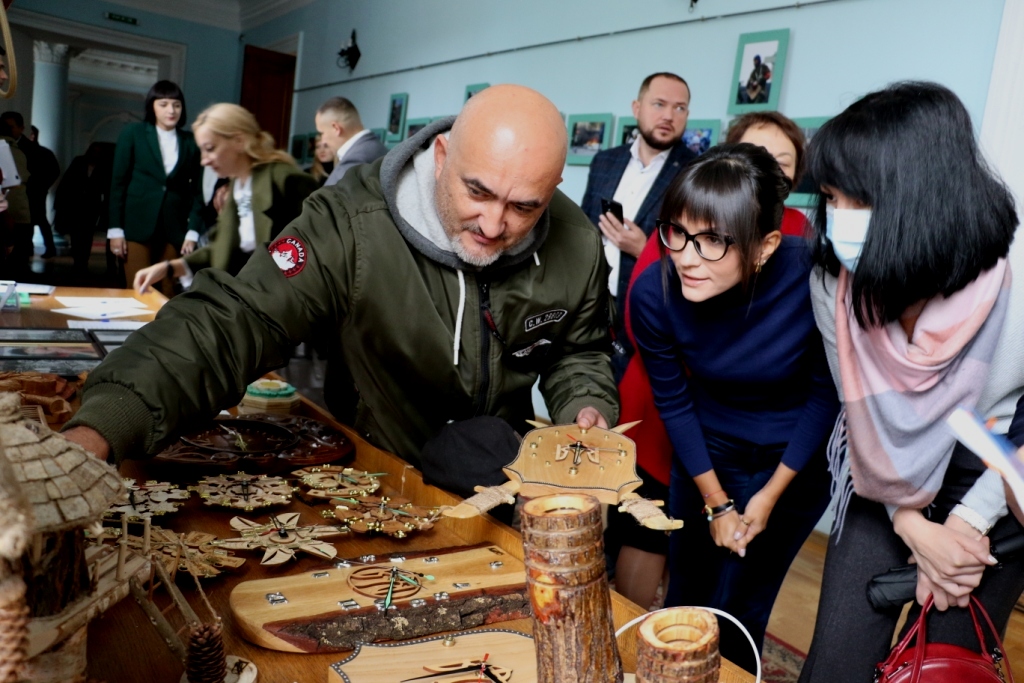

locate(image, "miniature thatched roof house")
(0, 392), (124, 618)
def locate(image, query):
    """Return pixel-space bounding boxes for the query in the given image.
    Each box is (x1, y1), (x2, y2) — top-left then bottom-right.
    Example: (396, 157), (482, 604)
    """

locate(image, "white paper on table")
(15, 283), (55, 295)
(946, 407), (1024, 505)
(51, 306), (150, 320)
(55, 296), (147, 308)
(66, 320), (148, 330)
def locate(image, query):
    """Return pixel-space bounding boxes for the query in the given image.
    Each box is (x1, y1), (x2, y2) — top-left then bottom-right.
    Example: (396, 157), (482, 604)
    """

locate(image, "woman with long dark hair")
(629, 143), (839, 672)
(798, 81), (1024, 682)
(108, 81), (203, 295)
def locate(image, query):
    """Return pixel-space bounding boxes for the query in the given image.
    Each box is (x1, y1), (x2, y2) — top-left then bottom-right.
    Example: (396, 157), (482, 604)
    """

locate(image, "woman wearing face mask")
(798, 82), (1024, 682)
(630, 143), (839, 672)
(109, 80), (204, 296)
(133, 103), (319, 292)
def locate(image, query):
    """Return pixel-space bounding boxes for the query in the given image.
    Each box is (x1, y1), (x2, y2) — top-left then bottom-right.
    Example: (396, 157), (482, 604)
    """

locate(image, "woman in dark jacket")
(108, 80), (204, 296)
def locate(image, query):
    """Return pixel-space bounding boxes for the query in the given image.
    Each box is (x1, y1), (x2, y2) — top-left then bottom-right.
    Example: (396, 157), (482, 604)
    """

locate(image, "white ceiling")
(104, 0), (316, 32)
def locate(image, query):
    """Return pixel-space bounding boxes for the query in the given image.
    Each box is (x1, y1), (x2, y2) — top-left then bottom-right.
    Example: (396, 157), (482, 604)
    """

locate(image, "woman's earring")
(755, 260), (763, 274)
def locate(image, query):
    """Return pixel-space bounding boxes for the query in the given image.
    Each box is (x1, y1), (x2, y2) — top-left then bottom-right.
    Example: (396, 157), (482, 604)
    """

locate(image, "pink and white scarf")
(834, 260), (1011, 509)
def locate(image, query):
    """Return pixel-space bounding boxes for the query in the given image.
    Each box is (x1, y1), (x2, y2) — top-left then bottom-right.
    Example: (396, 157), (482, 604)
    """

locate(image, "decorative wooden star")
(107, 526), (246, 579)
(323, 495), (441, 539)
(212, 512), (349, 565)
(292, 466), (383, 501)
(190, 472), (294, 510)
(105, 479), (190, 521)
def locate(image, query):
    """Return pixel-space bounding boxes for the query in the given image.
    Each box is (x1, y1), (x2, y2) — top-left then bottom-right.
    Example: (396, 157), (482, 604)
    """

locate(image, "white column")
(30, 41), (70, 165)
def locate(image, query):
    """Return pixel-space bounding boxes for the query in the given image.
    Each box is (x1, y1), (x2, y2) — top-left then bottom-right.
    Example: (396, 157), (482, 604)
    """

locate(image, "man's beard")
(448, 224), (505, 267)
(638, 123), (677, 151)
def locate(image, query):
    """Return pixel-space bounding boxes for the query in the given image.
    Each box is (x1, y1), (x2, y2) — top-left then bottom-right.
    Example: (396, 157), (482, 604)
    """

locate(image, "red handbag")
(875, 595), (1014, 683)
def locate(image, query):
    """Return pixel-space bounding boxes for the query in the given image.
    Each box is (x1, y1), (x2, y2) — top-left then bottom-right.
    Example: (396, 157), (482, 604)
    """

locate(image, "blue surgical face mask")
(825, 205), (872, 272)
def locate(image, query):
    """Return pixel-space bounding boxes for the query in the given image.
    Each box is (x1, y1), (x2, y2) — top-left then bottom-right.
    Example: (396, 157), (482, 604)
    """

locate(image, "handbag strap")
(971, 595), (1015, 683)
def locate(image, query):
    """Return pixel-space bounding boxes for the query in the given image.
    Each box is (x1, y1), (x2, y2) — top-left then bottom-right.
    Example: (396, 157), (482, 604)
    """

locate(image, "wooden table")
(5, 287), (752, 682)
(0, 285), (165, 328)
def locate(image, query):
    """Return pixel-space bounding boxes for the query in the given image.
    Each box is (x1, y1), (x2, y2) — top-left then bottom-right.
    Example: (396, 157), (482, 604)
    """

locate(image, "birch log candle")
(636, 607), (720, 683)
(520, 493), (623, 683)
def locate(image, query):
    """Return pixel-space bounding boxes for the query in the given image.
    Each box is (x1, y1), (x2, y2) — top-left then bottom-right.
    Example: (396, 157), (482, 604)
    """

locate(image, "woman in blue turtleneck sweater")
(629, 143), (839, 673)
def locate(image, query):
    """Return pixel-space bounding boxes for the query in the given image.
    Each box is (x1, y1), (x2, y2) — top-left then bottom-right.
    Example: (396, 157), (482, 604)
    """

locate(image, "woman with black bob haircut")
(799, 81), (1024, 682)
(629, 143), (839, 673)
(108, 79), (205, 296)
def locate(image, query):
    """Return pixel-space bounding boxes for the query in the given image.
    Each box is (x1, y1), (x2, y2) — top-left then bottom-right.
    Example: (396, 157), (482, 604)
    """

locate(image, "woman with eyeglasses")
(629, 143), (839, 672)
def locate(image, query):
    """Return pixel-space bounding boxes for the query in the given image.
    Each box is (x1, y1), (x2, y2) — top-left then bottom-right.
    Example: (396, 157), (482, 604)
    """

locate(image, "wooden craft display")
(328, 629), (537, 683)
(105, 526), (246, 579)
(292, 466), (382, 502)
(521, 493), (623, 683)
(0, 372), (77, 426)
(154, 414), (354, 474)
(323, 495), (441, 538)
(229, 544), (530, 653)
(445, 422), (681, 532)
(635, 608), (720, 683)
(190, 473), (294, 510)
(105, 479), (190, 521)
(211, 512), (348, 565)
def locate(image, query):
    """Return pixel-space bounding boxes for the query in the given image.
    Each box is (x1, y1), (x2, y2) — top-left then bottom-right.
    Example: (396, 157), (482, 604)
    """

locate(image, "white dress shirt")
(335, 128), (372, 163)
(108, 126), (190, 241)
(605, 139), (670, 296)
(234, 175), (256, 253)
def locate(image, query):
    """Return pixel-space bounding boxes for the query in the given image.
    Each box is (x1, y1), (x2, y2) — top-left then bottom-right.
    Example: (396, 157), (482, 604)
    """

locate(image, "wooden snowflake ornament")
(323, 495), (441, 538)
(190, 472), (294, 510)
(212, 512), (348, 565)
(292, 465), (382, 501)
(105, 479), (190, 521)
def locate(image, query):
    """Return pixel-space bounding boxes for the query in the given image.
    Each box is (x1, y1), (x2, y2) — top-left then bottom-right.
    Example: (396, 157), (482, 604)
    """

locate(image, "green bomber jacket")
(67, 118), (619, 466)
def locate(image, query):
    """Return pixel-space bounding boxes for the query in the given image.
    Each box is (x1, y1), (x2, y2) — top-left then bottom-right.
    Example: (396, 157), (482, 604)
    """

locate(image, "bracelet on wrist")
(703, 499), (735, 522)
(702, 489), (725, 500)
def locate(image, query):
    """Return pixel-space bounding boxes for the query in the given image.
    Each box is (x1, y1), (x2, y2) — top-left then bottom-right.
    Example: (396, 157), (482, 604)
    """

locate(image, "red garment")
(618, 207), (810, 484)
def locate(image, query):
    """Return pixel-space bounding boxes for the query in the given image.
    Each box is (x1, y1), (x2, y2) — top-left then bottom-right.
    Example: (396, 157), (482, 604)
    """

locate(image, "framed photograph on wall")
(386, 92), (409, 142)
(464, 83), (490, 102)
(786, 116), (830, 207)
(404, 117), (432, 139)
(615, 116), (639, 147)
(566, 113), (614, 166)
(681, 119), (721, 157)
(727, 29), (790, 115)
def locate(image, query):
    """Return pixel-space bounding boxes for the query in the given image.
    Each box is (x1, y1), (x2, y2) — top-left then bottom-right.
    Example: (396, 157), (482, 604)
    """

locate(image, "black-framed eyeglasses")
(656, 220), (735, 261)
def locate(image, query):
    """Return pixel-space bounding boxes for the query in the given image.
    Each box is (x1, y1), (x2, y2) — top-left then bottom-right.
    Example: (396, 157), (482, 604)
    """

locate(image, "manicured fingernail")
(988, 555), (997, 564)
(738, 548), (746, 558)
(734, 531), (743, 540)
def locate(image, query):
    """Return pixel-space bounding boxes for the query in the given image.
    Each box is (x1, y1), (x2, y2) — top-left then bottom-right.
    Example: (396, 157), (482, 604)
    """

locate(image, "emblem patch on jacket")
(524, 309), (567, 332)
(269, 236), (307, 277)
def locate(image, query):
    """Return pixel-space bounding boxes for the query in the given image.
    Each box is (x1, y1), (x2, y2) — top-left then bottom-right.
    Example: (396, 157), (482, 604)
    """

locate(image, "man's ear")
(631, 99), (641, 120)
(434, 134), (448, 181)
(333, 121), (346, 138)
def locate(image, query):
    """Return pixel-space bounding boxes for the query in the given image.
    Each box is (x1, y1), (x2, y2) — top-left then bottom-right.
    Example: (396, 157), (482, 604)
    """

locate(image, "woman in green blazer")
(133, 103), (318, 292)
(109, 81), (204, 296)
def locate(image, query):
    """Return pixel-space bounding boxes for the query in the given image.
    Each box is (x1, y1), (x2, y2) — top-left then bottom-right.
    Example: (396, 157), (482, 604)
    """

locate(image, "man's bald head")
(434, 85), (567, 267)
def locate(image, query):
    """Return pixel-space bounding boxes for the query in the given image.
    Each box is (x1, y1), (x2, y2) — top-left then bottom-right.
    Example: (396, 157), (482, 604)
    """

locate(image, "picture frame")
(727, 29), (790, 115)
(0, 344), (102, 360)
(615, 116), (639, 147)
(566, 113), (614, 166)
(0, 328), (91, 343)
(0, 359), (103, 376)
(404, 117), (432, 140)
(786, 116), (831, 207)
(464, 83), (490, 102)
(681, 119), (721, 157)
(386, 92), (409, 142)
(90, 329), (134, 344)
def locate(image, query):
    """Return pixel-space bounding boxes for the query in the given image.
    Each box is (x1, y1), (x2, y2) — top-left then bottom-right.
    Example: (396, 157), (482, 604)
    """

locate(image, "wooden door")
(239, 45), (296, 151)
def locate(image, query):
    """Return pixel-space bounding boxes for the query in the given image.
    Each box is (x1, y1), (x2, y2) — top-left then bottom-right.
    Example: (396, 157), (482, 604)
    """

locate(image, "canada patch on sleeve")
(268, 236), (307, 277)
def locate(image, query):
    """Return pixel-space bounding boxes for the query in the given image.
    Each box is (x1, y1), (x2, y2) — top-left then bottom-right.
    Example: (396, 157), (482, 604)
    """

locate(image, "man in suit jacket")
(581, 73), (697, 314)
(2, 112), (60, 258)
(316, 96), (388, 187)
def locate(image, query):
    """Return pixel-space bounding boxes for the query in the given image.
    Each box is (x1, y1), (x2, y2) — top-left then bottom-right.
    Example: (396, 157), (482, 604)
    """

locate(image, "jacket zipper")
(476, 281), (493, 413)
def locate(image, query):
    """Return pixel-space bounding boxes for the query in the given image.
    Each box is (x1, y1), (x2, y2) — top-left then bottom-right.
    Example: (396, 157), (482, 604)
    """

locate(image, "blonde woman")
(134, 103), (319, 292)
(310, 134), (335, 185)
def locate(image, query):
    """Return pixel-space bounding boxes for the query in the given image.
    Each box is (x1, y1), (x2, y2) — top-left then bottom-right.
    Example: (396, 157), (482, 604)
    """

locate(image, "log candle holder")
(521, 493), (623, 683)
(636, 607), (720, 683)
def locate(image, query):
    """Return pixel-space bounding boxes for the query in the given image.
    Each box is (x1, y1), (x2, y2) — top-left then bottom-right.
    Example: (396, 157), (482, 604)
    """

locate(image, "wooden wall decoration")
(154, 414), (354, 474)
(521, 493), (623, 683)
(292, 466), (382, 503)
(190, 473), (294, 511)
(328, 629), (537, 683)
(105, 479), (190, 521)
(322, 495), (441, 539)
(104, 526), (246, 579)
(229, 544), (530, 653)
(211, 512), (348, 565)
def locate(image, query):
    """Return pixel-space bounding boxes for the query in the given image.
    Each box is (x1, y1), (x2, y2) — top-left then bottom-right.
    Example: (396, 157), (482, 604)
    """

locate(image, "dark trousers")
(666, 428), (832, 673)
(798, 445), (1024, 683)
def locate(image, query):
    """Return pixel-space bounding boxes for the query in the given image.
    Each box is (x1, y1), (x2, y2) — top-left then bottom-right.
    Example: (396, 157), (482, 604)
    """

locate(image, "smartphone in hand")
(600, 198), (625, 226)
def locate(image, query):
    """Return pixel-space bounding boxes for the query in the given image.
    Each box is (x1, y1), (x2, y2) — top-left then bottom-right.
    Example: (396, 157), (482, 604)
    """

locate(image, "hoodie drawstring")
(453, 269), (466, 366)
(533, 252), (540, 267)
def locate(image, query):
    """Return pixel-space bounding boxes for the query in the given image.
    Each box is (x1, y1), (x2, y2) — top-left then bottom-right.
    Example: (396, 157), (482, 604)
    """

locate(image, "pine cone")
(0, 594), (29, 683)
(185, 621), (226, 683)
